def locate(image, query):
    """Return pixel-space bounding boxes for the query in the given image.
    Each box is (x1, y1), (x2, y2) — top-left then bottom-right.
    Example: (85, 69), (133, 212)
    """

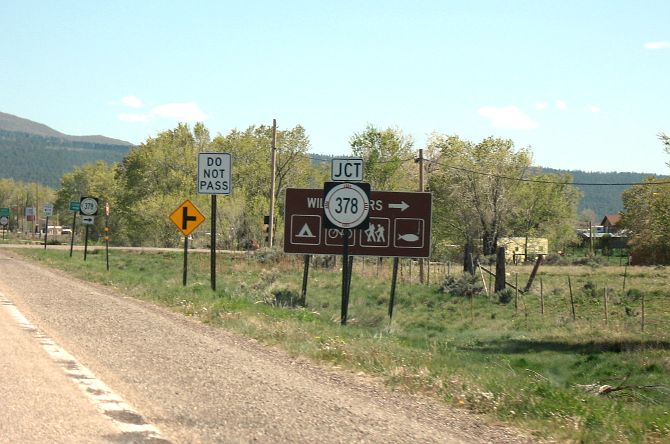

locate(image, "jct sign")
(283, 188), (431, 258)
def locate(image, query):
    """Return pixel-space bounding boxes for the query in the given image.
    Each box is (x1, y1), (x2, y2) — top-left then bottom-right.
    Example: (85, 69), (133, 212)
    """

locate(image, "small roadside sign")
(331, 157), (364, 182)
(69, 201), (81, 212)
(43, 203), (53, 217)
(169, 199), (206, 236)
(0, 216), (8, 226)
(81, 215), (95, 225)
(80, 197), (99, 216)
(0, 207), (9, 218)
(197, 152), (232, 195)
(323, 182), (371, 229)
(25, 207), (36, 217)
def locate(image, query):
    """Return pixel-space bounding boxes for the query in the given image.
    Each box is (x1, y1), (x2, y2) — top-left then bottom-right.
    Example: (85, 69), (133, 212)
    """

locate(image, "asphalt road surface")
(0, 249), (532, 443)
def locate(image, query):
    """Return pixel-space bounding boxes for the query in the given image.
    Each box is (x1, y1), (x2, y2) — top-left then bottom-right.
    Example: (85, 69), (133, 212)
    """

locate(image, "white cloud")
(555, 100), (568, 111)
(121, 95), (144, 108)
(478, 106), (538, 130)
(644, 41), (670, 50)
(118, 113), (150, 123)
(152, 102), (206, 122)
(588, 105), (601, 113)
(534, 102), (548, 111)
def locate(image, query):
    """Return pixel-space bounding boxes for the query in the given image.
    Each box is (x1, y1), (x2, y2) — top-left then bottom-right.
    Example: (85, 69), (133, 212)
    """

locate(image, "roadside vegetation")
(15, 247), (670, 443)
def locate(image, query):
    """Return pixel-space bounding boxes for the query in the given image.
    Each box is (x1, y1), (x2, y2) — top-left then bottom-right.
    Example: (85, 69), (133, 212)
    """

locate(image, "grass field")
(13, 247), (670, 443)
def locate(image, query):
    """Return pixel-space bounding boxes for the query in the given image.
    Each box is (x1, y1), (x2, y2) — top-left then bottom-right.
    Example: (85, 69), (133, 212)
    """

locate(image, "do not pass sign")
(198, 153), (232, 195)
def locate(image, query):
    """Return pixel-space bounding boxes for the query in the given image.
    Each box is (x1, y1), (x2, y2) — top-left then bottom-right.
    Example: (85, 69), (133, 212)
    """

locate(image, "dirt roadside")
(0, 249), (538, 443)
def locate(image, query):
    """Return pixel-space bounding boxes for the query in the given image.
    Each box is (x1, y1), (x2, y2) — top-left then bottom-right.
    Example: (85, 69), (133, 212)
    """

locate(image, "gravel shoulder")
(0, 250), (535, 443)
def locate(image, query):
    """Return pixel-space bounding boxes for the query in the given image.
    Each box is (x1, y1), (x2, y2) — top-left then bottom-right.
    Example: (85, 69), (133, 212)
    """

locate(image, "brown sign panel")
(283, 188), (431, 258)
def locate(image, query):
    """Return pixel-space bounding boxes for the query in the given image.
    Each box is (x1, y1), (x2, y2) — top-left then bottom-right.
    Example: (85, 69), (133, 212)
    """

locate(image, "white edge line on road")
(0, 291), (169, 443)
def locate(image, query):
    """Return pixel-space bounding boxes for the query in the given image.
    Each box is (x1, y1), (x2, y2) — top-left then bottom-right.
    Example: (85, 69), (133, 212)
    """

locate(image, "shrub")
(440, 274), (483, 297)
(271, 288), (306, 308)
(254, 247), (283, 264)
(496, 288), (514, 304)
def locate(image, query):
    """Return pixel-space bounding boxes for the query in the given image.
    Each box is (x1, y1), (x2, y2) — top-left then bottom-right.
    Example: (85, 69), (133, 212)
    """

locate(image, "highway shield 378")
(283, 188), (431, 258)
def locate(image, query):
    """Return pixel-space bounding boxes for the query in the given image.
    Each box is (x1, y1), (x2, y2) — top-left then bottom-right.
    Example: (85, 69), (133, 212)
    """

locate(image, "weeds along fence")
(235, 252), (669, 336)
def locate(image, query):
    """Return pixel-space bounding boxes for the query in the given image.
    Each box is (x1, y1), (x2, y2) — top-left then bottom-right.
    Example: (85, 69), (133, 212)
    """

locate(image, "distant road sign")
(43, 203), (53, 217)
(69, 201), (81, 212)
(331, 157), (363, 182)
(25, 207), (36, 217)
(80, 197), (99, 216)
(284, 188), (432, 258)
(197, 152), (232, 195)
(323, 182), (370, 229)
(0, 207), (10, 217)
(0, 216), (8, 226)
(169, 199), (206, 236)
(81, 215), (95, 225)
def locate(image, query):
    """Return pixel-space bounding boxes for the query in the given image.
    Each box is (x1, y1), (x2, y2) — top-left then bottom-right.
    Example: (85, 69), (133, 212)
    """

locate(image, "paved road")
(0, 250), (531, 443)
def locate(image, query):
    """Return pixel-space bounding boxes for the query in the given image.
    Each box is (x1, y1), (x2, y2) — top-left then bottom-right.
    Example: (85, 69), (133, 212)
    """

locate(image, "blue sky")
(1, 1), (669, 174)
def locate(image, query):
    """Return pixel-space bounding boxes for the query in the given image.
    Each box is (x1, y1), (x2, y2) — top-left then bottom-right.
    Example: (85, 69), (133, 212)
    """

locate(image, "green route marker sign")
(69, 201), (81, 212)
(0, 208), (10, 217)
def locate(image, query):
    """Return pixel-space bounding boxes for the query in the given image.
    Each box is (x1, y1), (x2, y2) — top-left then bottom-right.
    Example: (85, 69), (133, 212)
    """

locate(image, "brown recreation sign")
(283, 188), (431, 258)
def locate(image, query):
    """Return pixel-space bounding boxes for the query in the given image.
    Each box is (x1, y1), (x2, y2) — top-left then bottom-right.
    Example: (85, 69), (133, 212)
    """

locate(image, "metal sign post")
(169, 199), (206, 287)
(197, 152), (232, 292)
(323, 182), (371, 325)
(69, 201), (80, 257)
(43, 204), (53, 249)
(79, 197), (98, 262)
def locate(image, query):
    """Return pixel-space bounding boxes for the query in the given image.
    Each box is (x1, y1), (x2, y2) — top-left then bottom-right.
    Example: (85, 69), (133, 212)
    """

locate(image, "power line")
(425, 159), (670, 187)
(307, 153), (670, 186)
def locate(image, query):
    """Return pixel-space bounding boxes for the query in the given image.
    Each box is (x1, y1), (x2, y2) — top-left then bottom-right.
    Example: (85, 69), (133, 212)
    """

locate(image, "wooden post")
(604, 287), (609, 326)
(641, 293), (645, 333)
(268, 118), (277, 247)
(514, 273), (519, 313)
(540, 277), (544, 316)
(622, 261), (629, 292)
(523, 255), (543, 293)
(478, 262), (489, 297)
(495, 247), (506, 292)
(568, 276), (576, 321)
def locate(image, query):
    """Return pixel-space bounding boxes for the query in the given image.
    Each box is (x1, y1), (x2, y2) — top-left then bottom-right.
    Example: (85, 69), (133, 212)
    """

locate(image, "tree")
(114, 123), (205, 246)
(621, 178), (670, 264)
(349, 125), (414, 191)
(210, 124), (313, 247)
(427, 135), (531, 255)
(508, 173), (580, 256)
(56, 161), (117, 240)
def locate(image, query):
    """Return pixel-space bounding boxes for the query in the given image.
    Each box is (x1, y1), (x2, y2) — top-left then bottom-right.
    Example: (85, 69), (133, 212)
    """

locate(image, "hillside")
(540, 168), (668, 217)
(0, 112), (131, 187)
(0, 111), (130, 146)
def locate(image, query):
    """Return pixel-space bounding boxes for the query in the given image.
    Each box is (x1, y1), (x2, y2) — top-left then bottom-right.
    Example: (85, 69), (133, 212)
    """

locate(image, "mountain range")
(0, 112), (131, 187)
(0, 111), (665, 217)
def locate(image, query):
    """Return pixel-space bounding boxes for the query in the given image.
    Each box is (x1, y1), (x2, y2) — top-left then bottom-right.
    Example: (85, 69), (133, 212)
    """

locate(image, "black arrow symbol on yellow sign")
(182, 207), (197, 230)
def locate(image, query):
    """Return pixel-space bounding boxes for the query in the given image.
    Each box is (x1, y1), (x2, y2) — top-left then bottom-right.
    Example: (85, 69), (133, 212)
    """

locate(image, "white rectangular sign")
(198, 152), (232, 195)
(81, 215), (95, 225)
(43, 203), (53, 217)
(331, 157), (364, 182)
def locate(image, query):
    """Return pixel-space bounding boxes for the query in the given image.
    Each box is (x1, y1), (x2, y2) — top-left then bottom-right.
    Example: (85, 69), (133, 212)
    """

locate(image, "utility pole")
(417, 149), (425, 283)
(268, 119), (277, 248)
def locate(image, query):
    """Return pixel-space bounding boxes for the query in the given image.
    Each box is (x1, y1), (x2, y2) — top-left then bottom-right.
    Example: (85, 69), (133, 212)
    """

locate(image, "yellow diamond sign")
(169, 199), (205, 236)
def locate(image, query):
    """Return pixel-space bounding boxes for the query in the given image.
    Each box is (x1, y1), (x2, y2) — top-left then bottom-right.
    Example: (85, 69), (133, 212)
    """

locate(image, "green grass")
(13, 248), (670, 443)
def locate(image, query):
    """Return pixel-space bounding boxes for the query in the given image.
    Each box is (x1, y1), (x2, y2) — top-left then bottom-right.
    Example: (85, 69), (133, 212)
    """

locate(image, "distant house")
(577, 215), (627, 252)
(600, 214), (622, 233)
(498, 237), (548, 263)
